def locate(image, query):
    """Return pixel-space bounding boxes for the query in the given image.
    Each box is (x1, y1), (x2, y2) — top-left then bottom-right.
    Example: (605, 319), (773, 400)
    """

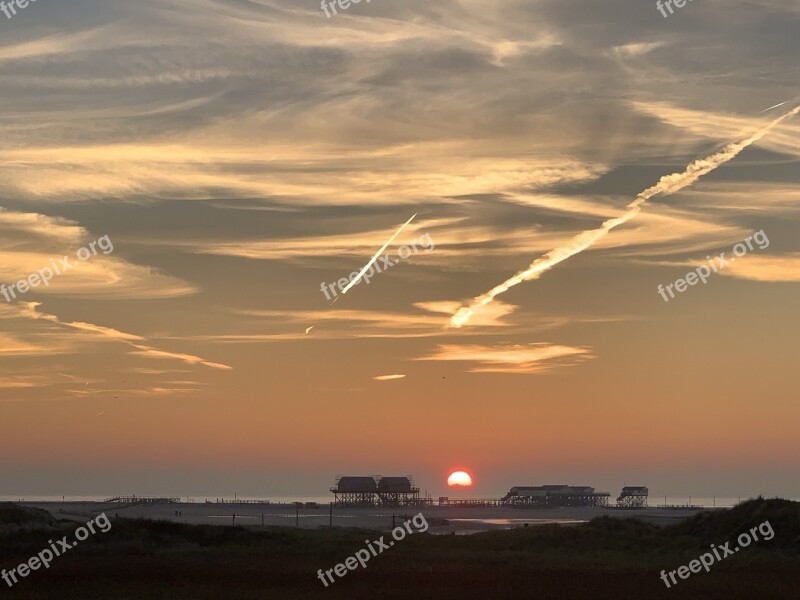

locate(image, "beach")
(18, 500), (709, 534)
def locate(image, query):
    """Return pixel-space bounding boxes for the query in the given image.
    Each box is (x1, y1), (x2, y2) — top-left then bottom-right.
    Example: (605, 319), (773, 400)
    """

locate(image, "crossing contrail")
(450, 105), (800, 328)
(340, 213), (417, 295)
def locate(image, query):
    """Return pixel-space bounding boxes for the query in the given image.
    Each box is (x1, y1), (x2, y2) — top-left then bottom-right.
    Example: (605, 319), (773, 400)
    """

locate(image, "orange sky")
(1, 0), (799, 500)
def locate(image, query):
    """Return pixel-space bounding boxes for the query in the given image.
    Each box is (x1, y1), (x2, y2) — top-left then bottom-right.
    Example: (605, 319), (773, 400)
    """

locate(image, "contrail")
(759, 100), (790, 114)
(450, 105), (800, 328)
(340, 213), (417, 295)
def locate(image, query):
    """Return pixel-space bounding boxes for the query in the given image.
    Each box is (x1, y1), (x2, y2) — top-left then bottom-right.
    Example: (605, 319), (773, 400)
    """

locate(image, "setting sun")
(447, 470), (473, 487)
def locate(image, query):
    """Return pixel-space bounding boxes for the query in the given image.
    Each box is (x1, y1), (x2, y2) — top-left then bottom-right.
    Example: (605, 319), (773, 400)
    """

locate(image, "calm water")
(450, 518), (588, 525)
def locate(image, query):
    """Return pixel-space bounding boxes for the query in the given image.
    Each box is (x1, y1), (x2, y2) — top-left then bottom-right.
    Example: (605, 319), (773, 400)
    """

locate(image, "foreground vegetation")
(1, 499), (798, 599)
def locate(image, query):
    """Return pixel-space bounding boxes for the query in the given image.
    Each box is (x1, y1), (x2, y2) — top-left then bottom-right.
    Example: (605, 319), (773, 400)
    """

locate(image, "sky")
(1, 0), (799, 501)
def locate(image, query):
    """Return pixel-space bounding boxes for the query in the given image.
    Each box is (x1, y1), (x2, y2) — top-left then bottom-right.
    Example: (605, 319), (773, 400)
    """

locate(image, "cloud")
(669, 183), (800, 215)
(612, 41), (665, 58)
(418, 342), (594, 374)
(55, 321), (144, 341)
(630, 102), (800, 158)
(0, 207), (196, 299)
(373, 374), (406, 381)
(642, 253), (800, 283)
(0, 375), (58, 389)
(0, 143), (607, 205)
(415, 300), (517, 328)
(0, 333), (57, 356)
(719, 254), (800, 282)
(156, 203), (744, 272)
(220, 301), (524, 341)
(129, 344), (233, 370)
(14, 302), (231, 370)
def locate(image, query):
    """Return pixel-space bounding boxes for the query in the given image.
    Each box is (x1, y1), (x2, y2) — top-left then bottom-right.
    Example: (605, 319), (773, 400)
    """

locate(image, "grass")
(0, 498), (798, 599)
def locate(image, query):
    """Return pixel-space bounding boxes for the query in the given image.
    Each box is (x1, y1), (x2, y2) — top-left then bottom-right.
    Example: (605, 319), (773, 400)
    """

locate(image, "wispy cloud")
(719, 255), (800, 282)
(418, 343), (594, 374)
(0, 207), (196, 299)
(16, 302), (232, 370)
(129, 344), (232, 370)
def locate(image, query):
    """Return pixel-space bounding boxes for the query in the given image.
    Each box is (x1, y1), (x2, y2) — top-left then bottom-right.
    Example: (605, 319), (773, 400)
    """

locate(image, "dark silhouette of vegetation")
(0, 499), (798, 599)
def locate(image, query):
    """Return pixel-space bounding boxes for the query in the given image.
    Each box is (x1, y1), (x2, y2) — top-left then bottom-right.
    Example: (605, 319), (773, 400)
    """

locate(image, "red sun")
(447, 470), (473, 487)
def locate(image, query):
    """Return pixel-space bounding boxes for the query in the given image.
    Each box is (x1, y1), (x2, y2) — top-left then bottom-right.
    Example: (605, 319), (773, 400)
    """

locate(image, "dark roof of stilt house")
(377, 476), (413, 492)
(334, 476), (378, 492)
